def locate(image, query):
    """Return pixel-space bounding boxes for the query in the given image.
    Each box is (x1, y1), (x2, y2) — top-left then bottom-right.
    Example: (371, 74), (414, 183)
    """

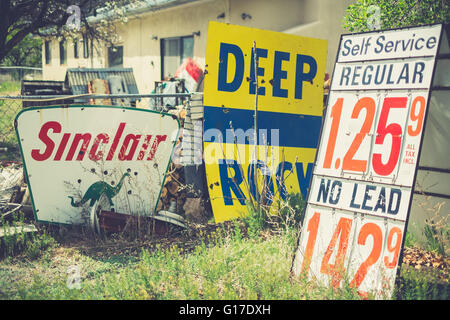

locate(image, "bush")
(394, 265), (449, 300)
(0, 217), (56, 260)
(242, 193), (306, 238)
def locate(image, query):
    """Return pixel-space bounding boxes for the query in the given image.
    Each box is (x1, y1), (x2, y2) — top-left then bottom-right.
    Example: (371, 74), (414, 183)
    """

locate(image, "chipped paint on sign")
(203, 22), (328, 222)
(15, 105), (180, 225)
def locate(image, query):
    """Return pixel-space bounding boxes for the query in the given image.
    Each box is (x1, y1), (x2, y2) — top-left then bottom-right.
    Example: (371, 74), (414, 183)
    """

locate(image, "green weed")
(0, 214), (56, 260)
(0, 81), (20, 94)
(423, 219), (449, 257)
(395, 265), (449, 300)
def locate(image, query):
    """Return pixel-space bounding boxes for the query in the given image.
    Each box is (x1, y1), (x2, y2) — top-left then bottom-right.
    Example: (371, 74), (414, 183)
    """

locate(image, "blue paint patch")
(203, 106), (322, 149)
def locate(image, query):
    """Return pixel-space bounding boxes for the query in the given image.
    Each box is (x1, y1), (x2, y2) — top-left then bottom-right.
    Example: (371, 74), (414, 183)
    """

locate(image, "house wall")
(42, 0), (354, 93)
(42, 37), (107, 80)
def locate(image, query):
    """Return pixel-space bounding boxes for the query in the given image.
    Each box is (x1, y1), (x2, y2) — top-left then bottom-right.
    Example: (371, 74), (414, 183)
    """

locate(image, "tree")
(0, 0), (129, 64)
(342, 0), (449, 32)
(2, 34), (42, 67)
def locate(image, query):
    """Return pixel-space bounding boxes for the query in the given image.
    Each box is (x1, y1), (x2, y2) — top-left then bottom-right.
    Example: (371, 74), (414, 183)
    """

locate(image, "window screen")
(161, 36), (194, 80)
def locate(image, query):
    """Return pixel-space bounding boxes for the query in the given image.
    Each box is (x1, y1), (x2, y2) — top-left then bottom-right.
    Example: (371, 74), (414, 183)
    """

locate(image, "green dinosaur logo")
(68, 172), (130, 207)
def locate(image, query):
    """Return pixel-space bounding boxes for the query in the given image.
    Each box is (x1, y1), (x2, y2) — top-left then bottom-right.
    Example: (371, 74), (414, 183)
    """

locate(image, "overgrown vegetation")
(0, 193), (447, 300)
(0, 81), (20, 94)
(0, 214), (56, 260)
(395, 265), (448, 300)
(343, 0), (449, 32)
(0, 215), (360, 300)
(1, 34), (41, 67)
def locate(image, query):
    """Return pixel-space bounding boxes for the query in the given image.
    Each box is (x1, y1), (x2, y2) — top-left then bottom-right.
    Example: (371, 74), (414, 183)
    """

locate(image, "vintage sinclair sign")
(15, 105), (180, 225)
(203, 21), (328, 222)
(291, 24), (444, 298)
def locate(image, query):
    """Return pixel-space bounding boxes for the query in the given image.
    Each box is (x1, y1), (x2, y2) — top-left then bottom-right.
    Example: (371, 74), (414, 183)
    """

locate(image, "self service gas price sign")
(203, 22), (327, 223)
(291, 24), (443, 298)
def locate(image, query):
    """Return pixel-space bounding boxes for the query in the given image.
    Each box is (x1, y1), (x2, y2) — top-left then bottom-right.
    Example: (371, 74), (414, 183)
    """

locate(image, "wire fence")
(0, 93), (195, 162)
(0, 67), (42, 82)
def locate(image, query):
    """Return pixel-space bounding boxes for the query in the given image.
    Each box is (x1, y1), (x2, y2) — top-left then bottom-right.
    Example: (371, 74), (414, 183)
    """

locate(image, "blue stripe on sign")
(203, 106), (322, 149)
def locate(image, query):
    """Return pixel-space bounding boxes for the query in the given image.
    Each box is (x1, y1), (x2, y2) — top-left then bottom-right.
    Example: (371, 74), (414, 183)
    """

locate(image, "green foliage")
(394, 265), (449, 300)
(0, 215), (56, 260)
(0, 96), (22, 159)
(242, 193), (306, 239)
(403, 231), (418, 248)
(242, 202), (266, 239)
(0, 203), (446, 300)
(0, 81), (21, 94)
(278, 193), (306, 228)
(1, 34), (42, 67)
(343, 0), (450, 32)
(423, 219), (449, 256)
(10, 225), (363, 300)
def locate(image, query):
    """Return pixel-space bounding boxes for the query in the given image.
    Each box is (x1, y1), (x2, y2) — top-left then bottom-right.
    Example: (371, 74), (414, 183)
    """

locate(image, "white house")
(41, 0), (354, 93)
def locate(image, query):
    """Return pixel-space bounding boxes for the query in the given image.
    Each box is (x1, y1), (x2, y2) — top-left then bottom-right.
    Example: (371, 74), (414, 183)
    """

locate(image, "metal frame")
(291, 23), (445, 296)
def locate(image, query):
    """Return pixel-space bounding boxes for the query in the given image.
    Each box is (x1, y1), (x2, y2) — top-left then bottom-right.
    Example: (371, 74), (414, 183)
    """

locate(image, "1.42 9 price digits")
(300, 212), (403, 292)
(323, 95), (426, 176)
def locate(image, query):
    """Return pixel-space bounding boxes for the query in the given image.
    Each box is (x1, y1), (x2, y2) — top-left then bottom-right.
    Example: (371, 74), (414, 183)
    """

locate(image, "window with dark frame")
(45, 40), (51, 65)
(59, 40), (67, 65)
(108, 45), (123, 67)
(83, 35), (89, 58)
(74, 39), (79, 59)
(161, 36), (194, 80)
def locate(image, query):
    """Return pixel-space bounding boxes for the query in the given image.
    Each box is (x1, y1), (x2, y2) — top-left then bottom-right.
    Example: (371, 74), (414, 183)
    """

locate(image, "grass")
(0, 82), (22, 159)
(0, 195), (447, 300)
(0, 218), (363, 300)
(0, 81), (20, 95)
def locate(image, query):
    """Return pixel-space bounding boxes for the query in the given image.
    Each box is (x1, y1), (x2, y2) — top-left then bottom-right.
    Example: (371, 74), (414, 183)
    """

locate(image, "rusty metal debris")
(91, 208), (187, 236)
(0, 163), (31, 219)
(88, 191), (186, 237)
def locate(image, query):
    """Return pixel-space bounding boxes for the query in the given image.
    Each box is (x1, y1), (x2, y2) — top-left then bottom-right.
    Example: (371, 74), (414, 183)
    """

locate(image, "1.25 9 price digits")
(323, 95), (426, 176)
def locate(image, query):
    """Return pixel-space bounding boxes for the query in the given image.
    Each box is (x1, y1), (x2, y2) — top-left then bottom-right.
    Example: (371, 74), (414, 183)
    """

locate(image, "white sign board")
(15, 105), (180, 225)
(291, 24), (443, 298)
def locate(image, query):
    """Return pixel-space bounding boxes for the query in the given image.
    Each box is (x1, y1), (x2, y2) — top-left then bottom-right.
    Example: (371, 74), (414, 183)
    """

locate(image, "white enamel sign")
(16, 105), (180, 225)
(292, 24), (443, 298)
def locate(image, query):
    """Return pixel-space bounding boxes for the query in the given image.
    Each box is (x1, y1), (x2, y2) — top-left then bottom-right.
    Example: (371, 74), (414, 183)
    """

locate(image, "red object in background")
(175, 58), (204, 92)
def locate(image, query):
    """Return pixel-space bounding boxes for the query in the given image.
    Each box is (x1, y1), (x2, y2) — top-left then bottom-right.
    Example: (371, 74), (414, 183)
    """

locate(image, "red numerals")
(323, 95), (426, 176)
(342, 97), (376, 172)
(372, 97), (407, 176)
(320, 217), (353, 288)
(301, 213), (403, 292)
(301, 212), (320, 273)
(408, 96), (426, 136)
(384, 227), (402, 268)
(323, 99), (343, 169)
(349, 223), (383, 288)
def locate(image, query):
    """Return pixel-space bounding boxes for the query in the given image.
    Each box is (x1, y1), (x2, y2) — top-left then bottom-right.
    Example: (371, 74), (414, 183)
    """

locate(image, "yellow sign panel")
(203, 22), (328, 222)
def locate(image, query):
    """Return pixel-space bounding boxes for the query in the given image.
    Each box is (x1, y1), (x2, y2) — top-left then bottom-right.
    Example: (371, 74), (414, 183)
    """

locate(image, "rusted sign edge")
(14, 104), (181, 226)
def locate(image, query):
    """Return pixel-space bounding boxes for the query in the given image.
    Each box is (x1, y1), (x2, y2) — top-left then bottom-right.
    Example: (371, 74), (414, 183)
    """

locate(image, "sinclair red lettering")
(89, 133), (110, 161)
(66, 133), (91, 161)
(148, 135), (167, 160)
(30, 121), (167, 162)
(106, 122), (125, 161)
(54, 133), (71, 160)
(119, 134), (142, 161)
(31, 121), (61, 161)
